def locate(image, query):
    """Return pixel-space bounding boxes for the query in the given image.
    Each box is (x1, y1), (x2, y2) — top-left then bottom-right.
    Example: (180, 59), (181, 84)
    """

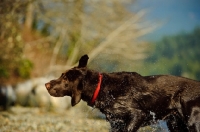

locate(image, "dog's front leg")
(126, 109), (146, 132)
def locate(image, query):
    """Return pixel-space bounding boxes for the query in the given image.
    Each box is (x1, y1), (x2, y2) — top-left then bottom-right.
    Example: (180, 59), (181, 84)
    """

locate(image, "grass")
(0, 106), (109, 132)
(0, 105), (168, 132)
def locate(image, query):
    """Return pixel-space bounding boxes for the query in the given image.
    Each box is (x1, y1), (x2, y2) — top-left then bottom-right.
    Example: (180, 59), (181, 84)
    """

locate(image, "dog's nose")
(45, 83), (51, 90)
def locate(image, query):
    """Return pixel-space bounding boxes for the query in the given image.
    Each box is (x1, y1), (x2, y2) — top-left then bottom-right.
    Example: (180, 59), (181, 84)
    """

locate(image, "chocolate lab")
(45, 55), (200, 132)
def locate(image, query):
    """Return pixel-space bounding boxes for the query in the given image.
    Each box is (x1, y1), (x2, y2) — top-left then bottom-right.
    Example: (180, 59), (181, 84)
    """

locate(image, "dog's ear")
(78, 54), (89, 68)
(71, 89), (81, 106)
(71, 80), (83, 106)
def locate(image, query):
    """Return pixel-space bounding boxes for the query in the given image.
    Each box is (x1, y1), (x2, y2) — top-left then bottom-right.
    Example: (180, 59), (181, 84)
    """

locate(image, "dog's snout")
(45, 83), (51, 90)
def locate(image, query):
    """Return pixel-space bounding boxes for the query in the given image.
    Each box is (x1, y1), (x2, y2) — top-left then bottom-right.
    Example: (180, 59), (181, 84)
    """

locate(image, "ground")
(0, 106), (109, 132)
(0, 106), (167, 132)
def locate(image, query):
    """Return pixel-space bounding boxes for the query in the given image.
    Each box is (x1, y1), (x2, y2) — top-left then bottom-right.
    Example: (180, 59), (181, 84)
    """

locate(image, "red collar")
(91, 73), (103, 104)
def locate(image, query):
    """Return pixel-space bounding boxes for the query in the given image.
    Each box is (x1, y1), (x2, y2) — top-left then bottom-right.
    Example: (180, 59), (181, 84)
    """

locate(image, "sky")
(131, 0), (200, 41)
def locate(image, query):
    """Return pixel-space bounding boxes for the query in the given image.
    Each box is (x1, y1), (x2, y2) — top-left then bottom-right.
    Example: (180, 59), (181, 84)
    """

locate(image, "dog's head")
(45, 55), (89, 106)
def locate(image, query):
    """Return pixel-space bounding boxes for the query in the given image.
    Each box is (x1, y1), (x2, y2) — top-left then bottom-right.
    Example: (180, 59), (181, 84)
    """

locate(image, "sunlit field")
(0, 105), (168, 132)
(0, 106), (110, 132)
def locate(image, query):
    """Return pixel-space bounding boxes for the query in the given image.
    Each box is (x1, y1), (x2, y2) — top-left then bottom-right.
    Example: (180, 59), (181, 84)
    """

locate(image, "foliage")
(31, 0), (154, 73)
(15, 59), (33, 79)
(143, 27), (200, 80)
(0, 0), (33, 84)
(0, 0), (154, 84)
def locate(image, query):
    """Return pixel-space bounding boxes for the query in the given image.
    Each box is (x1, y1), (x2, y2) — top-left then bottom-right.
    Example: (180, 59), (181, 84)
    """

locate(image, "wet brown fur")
(45, 55), (200, 132)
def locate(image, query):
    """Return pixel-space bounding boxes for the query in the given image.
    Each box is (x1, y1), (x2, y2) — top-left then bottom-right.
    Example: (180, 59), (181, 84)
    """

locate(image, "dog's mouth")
(49, 89), (58, 96)
(49, 89), (65, 97)
(45, 83), (64, 97)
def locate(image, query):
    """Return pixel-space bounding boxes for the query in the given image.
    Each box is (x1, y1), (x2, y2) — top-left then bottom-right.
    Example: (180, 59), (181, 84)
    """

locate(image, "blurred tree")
(0, 0), (33, 84)
(145, 27), (200, 80)
(30, 0), (155, 74)
(0, 0), (155, 83)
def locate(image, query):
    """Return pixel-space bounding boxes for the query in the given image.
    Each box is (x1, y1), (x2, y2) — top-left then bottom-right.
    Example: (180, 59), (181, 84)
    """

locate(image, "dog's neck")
(91, 73), (103, 104)
(81, 70), (104, 106)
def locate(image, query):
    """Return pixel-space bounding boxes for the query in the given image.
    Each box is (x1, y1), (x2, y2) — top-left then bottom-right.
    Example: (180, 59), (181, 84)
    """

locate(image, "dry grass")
(0, 105), (168, 132)
(0, 106), (110, 132)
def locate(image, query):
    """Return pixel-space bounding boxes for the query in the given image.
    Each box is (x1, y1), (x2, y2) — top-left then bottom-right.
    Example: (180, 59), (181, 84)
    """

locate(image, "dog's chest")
(95, 91), (116, 109)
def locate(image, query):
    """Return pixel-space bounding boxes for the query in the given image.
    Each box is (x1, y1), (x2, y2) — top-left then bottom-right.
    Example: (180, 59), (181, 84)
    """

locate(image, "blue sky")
(131, 0), (200, 41)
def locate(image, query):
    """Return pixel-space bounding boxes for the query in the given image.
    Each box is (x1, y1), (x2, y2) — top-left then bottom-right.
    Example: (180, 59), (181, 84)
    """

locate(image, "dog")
(45, 54), (200, 132)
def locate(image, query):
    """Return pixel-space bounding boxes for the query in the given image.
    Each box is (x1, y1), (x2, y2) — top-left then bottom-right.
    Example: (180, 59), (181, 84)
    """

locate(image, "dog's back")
(45, 55), (200, 132)
(110, 73), (200, 127)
